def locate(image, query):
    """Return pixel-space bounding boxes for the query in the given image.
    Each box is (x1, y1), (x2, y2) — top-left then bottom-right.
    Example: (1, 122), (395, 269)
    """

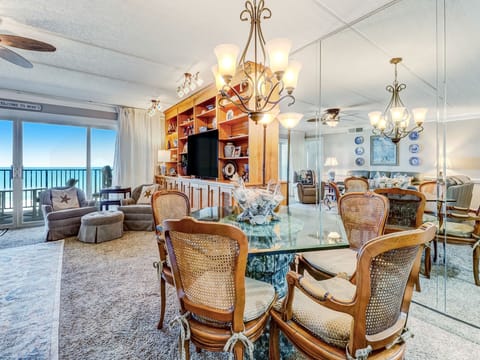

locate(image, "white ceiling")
(0, 0), (477, 133)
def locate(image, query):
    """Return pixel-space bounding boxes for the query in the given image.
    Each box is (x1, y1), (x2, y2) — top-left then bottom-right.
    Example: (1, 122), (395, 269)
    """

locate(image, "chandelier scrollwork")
(213, 0), (301, 124)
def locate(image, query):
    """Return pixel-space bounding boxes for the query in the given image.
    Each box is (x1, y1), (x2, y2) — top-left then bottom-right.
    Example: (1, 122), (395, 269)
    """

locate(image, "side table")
(100, 187), (131, 210)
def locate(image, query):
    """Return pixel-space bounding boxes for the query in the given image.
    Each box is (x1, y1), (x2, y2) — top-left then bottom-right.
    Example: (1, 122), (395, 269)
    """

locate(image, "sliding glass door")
(0, 120), (15, 227)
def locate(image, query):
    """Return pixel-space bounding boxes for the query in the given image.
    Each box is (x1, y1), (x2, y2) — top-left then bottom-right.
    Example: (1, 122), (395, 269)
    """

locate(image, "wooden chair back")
(163, 217), (249, 332)
(350, 223), (436, 353)
(374, 188), (426, 232)
(344, 176), (369, 193)
(419, 180), (440, 214)
(338, 191), (389, 251)
(151, 190), (190, 234)
(328, 181), (342, 201)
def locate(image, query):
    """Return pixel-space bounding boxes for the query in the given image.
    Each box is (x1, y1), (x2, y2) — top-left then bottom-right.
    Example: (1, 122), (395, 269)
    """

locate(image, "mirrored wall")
(286, 0), (479, 326)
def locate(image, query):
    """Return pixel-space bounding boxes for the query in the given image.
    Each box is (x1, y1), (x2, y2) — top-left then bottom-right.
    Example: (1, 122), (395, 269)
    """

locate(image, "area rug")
(58, 231), (480, 359)
(0, 240), (63, 359)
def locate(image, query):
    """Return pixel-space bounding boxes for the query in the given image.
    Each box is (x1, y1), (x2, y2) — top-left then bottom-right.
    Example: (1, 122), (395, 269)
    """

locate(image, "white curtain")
(113, 107), (164, 188)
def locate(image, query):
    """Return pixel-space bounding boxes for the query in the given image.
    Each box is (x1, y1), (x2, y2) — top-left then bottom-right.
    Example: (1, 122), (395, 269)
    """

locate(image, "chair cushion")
(442, 221), (474, 238)
(423, 213), (437, 223)
(136, 184), (157, 204)
(291, 277), (354, 348)
(46, 206), (97, 221)
(243, 277), (276, 322)
(302, 248), (357, 279)
(51, 187), (80, 211)
(118, 204), (153, 214)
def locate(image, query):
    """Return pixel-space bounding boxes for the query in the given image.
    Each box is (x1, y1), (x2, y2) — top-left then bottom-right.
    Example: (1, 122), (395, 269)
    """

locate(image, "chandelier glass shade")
(369, 57), (427, 143)
(176, 72), (204, 98)
(213, 0), (301, 124)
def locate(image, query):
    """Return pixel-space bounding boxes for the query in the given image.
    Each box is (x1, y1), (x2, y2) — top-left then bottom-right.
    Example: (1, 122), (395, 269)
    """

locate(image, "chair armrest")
(86, 200), (96, 207)
(120, 198), (136, 206)
(280, 271), (355, 321)
(41, 204), (53, 217)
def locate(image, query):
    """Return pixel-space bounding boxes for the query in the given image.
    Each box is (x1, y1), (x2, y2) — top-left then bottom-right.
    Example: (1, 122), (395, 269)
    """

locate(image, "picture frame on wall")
(370, 136), (399, 166)
(233, 146), (242, 158)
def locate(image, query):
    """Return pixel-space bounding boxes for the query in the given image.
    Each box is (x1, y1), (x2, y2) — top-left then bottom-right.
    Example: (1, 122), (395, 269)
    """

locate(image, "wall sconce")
(176, 72), (204, 98)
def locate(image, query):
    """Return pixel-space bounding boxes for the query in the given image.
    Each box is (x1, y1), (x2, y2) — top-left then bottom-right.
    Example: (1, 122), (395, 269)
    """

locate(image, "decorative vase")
(224, 142), (235, 158)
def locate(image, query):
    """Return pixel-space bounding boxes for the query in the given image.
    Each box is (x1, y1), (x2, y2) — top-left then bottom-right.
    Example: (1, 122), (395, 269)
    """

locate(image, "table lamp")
(324, 157), (338, 181)
(157, 150), (170, 175)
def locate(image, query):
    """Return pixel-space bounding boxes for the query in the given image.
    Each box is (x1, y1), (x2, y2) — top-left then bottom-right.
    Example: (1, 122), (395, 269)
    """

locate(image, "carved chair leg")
(157, 277), (166, 329)
(269, 317), (280, 360)
(424, 244), (431, 279)
(473, 245), (479, 286)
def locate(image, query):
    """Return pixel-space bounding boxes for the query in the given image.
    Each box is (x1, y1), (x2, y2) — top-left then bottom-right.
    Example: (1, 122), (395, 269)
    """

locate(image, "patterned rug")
(0, 240), (63, 359)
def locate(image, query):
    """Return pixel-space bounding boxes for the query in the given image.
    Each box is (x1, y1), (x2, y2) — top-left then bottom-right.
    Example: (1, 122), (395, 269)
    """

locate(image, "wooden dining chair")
(373, 187), (431, 289)
(343, 176), (369, 193)
(163, 217), (276, 359)
(151, 190), (190, 329)
(270, 223), (437, 360)
(297, 192), (389, 281)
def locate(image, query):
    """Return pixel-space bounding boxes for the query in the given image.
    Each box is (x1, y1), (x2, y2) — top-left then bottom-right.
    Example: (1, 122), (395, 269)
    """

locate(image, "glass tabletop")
(191, 206), (348, 255)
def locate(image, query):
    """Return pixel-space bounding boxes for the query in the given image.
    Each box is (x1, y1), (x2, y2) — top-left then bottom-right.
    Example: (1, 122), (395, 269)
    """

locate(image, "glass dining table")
(191, 205), (348, 296)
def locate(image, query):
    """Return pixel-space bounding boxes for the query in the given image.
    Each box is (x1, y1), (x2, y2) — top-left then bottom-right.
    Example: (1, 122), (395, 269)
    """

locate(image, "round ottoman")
(78, 210), (124, 243)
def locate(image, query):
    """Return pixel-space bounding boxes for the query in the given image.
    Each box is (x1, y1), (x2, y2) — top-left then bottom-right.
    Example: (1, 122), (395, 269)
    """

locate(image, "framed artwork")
(233, 146), (242, 157)
(370, 136), (399, 166)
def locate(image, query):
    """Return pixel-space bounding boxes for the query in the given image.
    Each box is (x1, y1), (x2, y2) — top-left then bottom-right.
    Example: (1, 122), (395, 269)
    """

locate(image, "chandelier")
(176, 72), (204, 98)
(147, 99), (162, 117)
(213, 0), (301, 124)
(369, 57), (427, 143)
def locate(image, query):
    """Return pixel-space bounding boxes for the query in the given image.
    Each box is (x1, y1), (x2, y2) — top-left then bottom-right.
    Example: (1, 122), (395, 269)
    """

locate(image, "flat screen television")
(187, 129), (218, 179)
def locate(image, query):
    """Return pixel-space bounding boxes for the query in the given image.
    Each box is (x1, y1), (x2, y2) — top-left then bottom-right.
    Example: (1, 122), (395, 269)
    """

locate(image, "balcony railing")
(0, 167), (106, 223)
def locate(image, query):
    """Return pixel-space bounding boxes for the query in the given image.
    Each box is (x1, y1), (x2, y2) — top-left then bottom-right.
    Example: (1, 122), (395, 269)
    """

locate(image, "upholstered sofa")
(347, 170), (425, 185)
(40, 187), (97, 241)
(118, 184), (159, 231)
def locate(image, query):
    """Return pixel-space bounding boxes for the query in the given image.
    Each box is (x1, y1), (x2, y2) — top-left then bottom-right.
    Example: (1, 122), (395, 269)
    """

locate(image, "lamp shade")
(158, 150), (170, 163)
(211, 65), (226, 91)
(283, 60), (302, 91)
(277, 112), (303, 129)
(214, 43), (239, 79)
(266, 38), (292, 74)
(324, 157), (338, 167)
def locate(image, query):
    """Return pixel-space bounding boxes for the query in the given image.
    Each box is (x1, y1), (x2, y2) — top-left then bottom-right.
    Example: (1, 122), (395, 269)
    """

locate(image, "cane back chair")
(270, 223), (437, 360)
(344, 176), (369, 193)
(151, 190), (190, 329)
(163, 217), (276, 359)
(297, 192), (389, 281)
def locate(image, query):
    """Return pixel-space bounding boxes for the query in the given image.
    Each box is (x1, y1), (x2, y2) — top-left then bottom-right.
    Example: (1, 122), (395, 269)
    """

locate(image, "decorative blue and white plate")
(409, 144), (420, 153)
(409, 156), (420, 166)
(355, 146), (365, 155)
(354, 136), (364, 145)
(408, 131), (420, 141)
(355, 157), (365, 166)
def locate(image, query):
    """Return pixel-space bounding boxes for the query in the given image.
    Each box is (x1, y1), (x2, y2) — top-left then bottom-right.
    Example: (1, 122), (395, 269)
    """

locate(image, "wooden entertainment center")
(158, 77), (282, 209)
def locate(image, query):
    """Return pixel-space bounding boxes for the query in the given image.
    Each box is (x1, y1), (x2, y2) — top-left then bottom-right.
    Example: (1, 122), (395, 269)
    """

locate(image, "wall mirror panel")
(288, 0), (479, 327)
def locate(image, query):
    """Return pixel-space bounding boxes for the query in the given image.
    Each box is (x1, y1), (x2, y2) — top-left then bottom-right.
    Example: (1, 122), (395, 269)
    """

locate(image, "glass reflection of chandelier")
(369, 57), (427, 143)
(176, 72), (204, 98)
(212, 0), (301, 124)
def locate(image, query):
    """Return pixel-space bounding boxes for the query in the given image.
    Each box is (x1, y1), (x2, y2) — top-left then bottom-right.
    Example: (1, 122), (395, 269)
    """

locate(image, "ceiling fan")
(0, 34), (55, 68)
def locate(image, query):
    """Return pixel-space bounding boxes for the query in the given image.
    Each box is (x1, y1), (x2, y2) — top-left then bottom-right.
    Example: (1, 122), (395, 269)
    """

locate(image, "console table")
(99, 187), (131, 210)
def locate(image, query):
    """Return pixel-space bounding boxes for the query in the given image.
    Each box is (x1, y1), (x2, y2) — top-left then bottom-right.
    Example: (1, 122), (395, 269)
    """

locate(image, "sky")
(0, 120), (116, 168)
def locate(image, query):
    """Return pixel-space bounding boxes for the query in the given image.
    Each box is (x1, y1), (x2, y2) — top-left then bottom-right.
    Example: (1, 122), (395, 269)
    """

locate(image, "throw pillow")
(51, 187), (80, 211)
(137, 184), (157, 204)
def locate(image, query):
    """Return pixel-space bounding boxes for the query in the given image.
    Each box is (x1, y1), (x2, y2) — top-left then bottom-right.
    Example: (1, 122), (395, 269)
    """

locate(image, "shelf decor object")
(232, 180), (284, 225)
(368, 57), (428, 143)
(212, 0), (301, 124)
(157, 150), (170, 175)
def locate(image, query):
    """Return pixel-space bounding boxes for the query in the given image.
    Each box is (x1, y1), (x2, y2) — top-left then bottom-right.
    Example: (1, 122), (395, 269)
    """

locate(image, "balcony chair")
(297, 192), (389, 281)
(269, 223), (437, 360)
(151, 190), (190, 329)
(163, 217), (276, 359)
(39, 186), (97, 241)
(117, 183), (159, 231)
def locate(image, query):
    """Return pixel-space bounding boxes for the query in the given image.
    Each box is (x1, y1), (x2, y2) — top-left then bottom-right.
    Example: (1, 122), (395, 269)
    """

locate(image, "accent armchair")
(295, 170), (324, 204)
(118, 184), (159, 231)
(40, 187), (97, 241)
